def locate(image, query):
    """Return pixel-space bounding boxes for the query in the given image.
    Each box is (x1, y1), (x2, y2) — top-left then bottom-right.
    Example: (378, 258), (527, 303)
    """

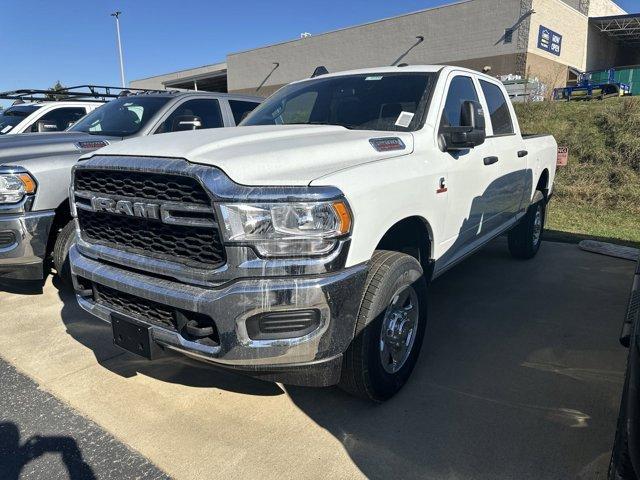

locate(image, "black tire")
(52, 220), (76, 285)
(339, 250), (428, 402)
(508, 194), (546, 260)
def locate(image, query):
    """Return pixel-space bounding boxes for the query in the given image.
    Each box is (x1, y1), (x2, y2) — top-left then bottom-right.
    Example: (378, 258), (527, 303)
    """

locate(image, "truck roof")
(122, 90), (264, 102)
(291, 64), (497, 84)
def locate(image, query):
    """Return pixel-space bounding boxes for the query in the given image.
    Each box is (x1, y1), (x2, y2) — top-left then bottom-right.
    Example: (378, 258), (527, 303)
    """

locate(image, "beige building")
(132, 0), (638, 96)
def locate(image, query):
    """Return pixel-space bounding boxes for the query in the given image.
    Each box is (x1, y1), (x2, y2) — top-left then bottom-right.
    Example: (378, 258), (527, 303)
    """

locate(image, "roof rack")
(0, 85), (166, 103)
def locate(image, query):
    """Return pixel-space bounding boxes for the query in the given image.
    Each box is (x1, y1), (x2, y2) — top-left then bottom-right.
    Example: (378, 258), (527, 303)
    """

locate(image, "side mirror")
(172, 115), (203, 132)
(439, 100), (486, 151)
(35, 120), (59, 133)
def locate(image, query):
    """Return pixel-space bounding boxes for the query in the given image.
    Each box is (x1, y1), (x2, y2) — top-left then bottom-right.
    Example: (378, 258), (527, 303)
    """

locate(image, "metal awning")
(590, 14), (640, 46)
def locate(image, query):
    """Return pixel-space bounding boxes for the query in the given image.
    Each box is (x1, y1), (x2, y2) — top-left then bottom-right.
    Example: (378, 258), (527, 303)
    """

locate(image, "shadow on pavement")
(42, 239), (633, 479)
(54, 277), (284, 397)
(283, 240), (631, 480)
(0, 422), (95, 480)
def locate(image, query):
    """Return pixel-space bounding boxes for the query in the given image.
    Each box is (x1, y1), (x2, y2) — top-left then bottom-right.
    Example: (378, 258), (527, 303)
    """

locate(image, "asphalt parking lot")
(0, 239), (635, 480)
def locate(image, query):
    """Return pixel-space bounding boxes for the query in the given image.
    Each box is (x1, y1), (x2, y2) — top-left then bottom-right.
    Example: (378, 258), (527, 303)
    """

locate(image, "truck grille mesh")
(74, 169), (210, 205)
(74, 169), (225, 269)
(77, 210), (225, 267)
(95, 283), (176, 330)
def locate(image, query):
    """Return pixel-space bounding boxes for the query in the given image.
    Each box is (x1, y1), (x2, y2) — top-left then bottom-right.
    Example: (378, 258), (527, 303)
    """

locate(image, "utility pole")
(111, 11), (126, 87)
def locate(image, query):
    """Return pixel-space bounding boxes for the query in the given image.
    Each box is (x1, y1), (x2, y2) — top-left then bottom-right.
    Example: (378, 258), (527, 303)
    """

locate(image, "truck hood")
(93, 125), (414, 185)
(0, 132), (119, 165)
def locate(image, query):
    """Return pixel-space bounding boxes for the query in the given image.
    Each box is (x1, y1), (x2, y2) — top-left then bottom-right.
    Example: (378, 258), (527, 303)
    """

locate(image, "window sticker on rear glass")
(365, 76), (383, 81)
(395, 111), (415, 128)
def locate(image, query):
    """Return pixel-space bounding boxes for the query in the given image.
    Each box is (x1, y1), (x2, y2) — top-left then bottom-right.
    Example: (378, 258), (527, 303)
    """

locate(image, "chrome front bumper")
(0, 210), (55, 280)
(70, 246), (368, 384)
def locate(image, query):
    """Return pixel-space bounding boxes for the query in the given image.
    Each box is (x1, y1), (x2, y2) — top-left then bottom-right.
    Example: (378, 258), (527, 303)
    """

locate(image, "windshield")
(0, 105), (41, 134)
(69, 96), (169, 137)
(242, 72), (435, 132)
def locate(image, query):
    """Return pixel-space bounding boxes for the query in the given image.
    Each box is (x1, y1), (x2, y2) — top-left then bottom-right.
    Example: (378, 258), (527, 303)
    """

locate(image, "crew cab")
(0, 91), (261, 281)
(0, 101), (100, 135)
(69, 65), (557, 401)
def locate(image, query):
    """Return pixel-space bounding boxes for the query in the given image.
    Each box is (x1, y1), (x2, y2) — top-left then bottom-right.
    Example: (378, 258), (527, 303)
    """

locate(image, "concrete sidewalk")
(0, 239), (635, 479)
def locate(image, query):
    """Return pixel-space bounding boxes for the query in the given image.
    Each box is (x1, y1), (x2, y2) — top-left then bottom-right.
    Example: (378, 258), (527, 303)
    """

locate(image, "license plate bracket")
(111, 313), (158, 359)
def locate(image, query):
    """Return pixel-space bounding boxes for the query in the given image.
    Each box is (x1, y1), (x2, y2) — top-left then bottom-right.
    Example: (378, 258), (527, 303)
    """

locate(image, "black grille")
(95, 283), (176, 330)
(74, 169), (210, 205)
(78, 210), (225, 268)
(0, 231), (16, 248)
(74, 168), (226, 268)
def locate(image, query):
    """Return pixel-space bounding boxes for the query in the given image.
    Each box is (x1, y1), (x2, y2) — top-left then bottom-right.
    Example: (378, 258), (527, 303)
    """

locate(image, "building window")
(504, 28), (513, 44)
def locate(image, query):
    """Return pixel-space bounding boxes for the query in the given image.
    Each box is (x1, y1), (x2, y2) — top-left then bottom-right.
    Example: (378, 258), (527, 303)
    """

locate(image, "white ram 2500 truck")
(69, 66), (557, 401)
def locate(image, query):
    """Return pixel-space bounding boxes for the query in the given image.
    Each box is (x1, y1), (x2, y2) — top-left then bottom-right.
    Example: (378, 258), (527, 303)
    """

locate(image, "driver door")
(434, 73), (502, 268)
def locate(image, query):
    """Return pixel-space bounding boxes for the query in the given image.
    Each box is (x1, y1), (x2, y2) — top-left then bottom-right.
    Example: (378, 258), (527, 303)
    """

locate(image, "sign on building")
(537, 25), (562, 56)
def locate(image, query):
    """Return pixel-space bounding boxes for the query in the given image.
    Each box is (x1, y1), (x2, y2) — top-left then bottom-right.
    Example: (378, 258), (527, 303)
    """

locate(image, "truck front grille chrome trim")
(74, 190), (217, 228)
(73, 162), (226, 269)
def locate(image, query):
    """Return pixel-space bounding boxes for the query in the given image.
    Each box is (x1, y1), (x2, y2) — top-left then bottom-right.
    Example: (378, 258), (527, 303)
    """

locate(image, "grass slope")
(514, 98), (640, 246)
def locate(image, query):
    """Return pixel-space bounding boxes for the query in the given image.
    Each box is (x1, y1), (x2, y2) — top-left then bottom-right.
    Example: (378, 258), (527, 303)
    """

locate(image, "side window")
(480, 80), (514, 135)
(229, 100), (260, 125)
(440, 76), (479, 128)
(155, 98), (223, 134)
(31, 107), (87, 132)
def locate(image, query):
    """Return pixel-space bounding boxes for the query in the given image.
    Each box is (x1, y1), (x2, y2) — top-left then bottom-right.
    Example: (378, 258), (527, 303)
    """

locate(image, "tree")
(46, 81), (68, 101)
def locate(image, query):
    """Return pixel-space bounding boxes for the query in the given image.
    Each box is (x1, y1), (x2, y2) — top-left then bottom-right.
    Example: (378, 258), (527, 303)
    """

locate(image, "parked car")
(610, 255), (640, 480)
(0, 90), (262, 282)
(0, 101), (100, 135)
(69, 65), (557, 401)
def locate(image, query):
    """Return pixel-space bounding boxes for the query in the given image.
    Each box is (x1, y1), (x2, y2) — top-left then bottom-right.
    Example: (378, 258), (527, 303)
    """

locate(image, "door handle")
(517, 150), (528, 158)
(483, 156), (499, 165)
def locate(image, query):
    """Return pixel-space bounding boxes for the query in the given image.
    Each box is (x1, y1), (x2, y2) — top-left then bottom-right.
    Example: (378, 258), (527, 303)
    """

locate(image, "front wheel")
(508, 195), (546, 260)
(339, 250), (428, 402)
(52, 220), (77, 285)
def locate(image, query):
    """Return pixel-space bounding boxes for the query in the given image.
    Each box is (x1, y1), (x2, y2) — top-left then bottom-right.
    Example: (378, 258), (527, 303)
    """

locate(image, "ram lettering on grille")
(74, 169), (226, 269)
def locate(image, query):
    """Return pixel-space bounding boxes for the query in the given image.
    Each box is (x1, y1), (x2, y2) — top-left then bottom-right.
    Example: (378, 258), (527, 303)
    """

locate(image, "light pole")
(111, 11), (126, 87)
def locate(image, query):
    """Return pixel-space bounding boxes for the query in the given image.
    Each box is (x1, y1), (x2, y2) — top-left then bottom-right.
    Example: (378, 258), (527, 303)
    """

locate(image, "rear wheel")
(52, 220), (76, 286)
(508, 194), (546, 260)
(339, 251), (428, 402)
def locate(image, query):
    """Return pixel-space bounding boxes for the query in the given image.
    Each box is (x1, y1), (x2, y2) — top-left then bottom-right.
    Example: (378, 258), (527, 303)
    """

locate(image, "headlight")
(0, 173), (36, 203)
(218, 200), (352, 257)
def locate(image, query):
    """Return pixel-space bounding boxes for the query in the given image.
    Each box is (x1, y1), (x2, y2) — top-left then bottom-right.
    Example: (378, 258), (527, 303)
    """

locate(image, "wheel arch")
(536, 169), (550, 197)
(45, 197), (72, 256)
(373, 215), (434, 279)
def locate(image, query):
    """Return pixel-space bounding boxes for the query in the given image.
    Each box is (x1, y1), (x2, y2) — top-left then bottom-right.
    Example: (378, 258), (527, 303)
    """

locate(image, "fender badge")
(436, 177), (448, 194)
(369, 137), (406, 152)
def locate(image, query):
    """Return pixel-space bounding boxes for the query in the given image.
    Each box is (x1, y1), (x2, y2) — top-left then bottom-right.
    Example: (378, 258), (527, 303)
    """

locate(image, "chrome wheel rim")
(379, 285), (419, 374)
(532, 205), (543, 247)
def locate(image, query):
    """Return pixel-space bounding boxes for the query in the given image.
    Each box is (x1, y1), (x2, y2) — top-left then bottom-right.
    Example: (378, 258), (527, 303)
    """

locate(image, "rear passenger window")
(440, 76), (479, 128)
(480, 80), (514, 135)
(155, 98), (223, 134)
(31, 107), (87, 132)
(229, 100), (260, 125)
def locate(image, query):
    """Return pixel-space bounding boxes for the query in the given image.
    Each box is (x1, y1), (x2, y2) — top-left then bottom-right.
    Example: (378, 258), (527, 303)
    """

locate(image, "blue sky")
(0, 0), (636, 103)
